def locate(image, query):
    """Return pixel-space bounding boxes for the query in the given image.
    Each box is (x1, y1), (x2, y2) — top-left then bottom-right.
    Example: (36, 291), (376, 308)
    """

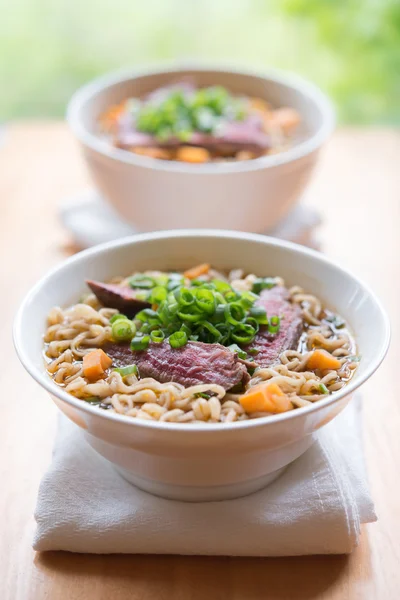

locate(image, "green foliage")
(0, 0), (398, 123)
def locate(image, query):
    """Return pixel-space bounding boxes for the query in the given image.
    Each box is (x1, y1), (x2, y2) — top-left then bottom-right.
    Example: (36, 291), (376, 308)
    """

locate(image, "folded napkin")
(59, 189), (321, 249)
(34, 397), (376, 556)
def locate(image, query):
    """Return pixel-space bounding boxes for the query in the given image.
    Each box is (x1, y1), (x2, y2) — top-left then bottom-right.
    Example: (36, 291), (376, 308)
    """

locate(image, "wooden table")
(1, 123), (399, 599)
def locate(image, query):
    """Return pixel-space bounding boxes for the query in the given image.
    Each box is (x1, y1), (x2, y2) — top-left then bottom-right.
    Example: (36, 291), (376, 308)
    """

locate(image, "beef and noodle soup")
(44, 265), (359, 424)
(99, 82), (301, 163)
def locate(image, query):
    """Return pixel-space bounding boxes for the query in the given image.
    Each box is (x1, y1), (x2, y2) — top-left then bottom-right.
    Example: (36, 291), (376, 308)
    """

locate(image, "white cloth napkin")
(59, 189), (321, 249)
(34, 397), (376, 556)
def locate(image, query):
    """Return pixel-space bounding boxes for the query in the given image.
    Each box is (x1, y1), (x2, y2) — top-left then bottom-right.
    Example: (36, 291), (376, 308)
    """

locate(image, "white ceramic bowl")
(67, 66), (334, 233)
(14, 231), (389, 501)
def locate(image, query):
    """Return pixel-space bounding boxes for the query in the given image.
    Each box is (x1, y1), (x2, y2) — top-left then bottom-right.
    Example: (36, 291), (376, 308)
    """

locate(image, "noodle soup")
(44, 265), (358, 424)
(99, 82), (301, 164)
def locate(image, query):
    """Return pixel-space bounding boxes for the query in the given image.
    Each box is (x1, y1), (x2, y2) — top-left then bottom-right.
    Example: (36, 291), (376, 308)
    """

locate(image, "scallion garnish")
(224, 302), (245, 326)
(120, 271), (281, 351)
(249, 306), (269, 325)
(169, 331), (188, 348)
(133, 85), (248, 142)
(114, 364), (139, 377)
(83, 396), (102, 404)
(228, 344), (248, 360)
(149, 286), (168, 305)
(109, 313), (128, 324)
(111, 319), (136, 342)
(268, 316), (281, 334)
(194, 288), (216, 314)
(150, 329), (165, 343)
(130, 335), (150, 351)
(318, 383), (329, 394)
(231, 323), (256, 345)
(128, 274), (156, 290)
(252, 277), (277, 294)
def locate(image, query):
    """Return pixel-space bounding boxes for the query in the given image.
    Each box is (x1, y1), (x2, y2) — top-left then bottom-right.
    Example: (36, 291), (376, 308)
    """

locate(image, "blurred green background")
(1, 0), (399, 123)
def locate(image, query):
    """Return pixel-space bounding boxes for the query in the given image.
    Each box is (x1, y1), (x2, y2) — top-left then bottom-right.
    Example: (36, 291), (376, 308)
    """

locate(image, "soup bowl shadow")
(67, 65), (334, 233)
(14, 231), (389, 501)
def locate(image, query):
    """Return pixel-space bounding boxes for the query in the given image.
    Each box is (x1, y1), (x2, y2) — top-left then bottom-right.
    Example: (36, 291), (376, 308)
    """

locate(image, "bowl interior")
(16, 231), (388, 403)
(72, 67), (331, 154)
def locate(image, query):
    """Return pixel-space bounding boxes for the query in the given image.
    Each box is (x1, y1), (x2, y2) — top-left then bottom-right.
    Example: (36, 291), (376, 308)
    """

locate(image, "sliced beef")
(116, 113), (269, 154)
(103, 340), (249, 390)
(86, 280), (150, 317)
(245, 286), (303, 368)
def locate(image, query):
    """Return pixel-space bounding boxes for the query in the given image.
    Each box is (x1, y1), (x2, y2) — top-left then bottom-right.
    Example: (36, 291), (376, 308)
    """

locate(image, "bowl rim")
(66, 63), (336, 175)
(13, 229), (390, 433)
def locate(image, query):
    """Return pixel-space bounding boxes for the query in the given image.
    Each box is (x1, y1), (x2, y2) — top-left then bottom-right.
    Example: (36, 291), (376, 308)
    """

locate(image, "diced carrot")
(184, 263), (210, 280)
(240, 382), (292, 414)
(236, 150), (256, 161)
(132, 147), (172, 160)
(307, 349), (341, 371)
(249, 97), (272, 115)
(83, 349), (112, 381)
(269, 108), (301, 135)
(176, 146), (211, 163)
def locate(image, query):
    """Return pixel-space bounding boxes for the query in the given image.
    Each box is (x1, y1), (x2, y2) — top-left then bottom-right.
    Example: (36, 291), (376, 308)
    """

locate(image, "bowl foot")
(114, 464), (287, 502)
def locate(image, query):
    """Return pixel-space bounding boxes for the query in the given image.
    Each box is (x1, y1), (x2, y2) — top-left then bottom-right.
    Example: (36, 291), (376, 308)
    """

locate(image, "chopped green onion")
(252, 277), (277, 294)
(199, 282), (216, 291)
(238, 290), (258, 310)
(114, 364), (139, 377)
(244, 317), (260, 334)
(180, 323), (192, 337)
(194, 288), (216, 314)
(228, 344), (248, 360)
(249, 306), (269, 325)
(169, 330), (188, 348)
(134, 291), (150, 302)
(167, 274), (184, 291)
(155, 274), (169, 287)
(211, 279), (231, 293)
(177, 306), (205, 323)
(83, 396), (102, 404)
(131, 335), (150, 351)
(149, 286), (168, 305)
(231, 323), (256, 345)
(136, 308), (159, 322)
(318, 383), (329, 394)
(111, 319), (136, 342)
(214, 292), (227, 305)
(224, 302), (245, 326)
(190, 279), (205, 287)
(150, 329), (165, 343)
(165, 322), (180, 335)
(109, 313), (128, 324)
(166, 301), (179, 317)
(129, 274), (156, 289)
(175, 287), (195, 307)
(248, 348), (259, 355)
(214, 323), (230, 344)
(212, 304), (226, 323)
(225, 290), (239, 303)
(268, 315), (281, 334)
(201, 321), (222, 342)
(194, 392), (211, 399)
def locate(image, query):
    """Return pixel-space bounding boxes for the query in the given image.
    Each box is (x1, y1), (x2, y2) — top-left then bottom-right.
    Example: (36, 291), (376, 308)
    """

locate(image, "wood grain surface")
(1, 123), (399, 599)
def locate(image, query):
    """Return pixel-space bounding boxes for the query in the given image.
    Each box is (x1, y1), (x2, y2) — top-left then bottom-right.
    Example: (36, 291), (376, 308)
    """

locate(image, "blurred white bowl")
(14, 231), (389, 501)
(67, 66), (334, 233)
